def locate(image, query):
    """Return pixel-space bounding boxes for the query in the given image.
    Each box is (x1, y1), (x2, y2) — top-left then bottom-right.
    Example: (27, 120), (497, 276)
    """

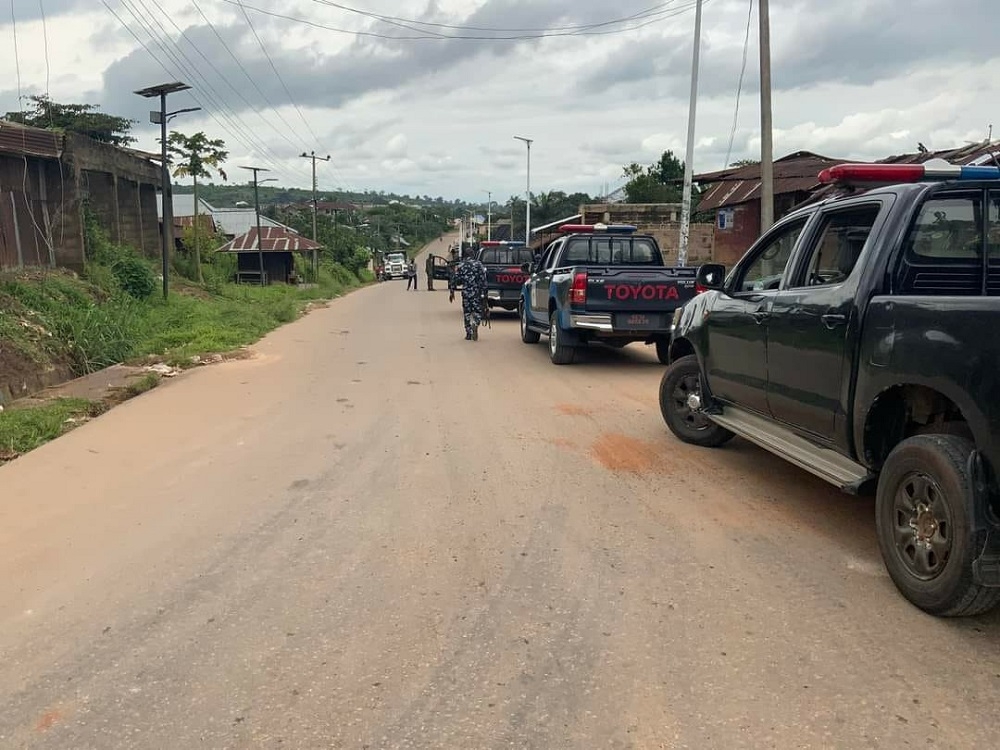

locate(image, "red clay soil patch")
(34, 709), (62, 732)
(591, 432), (661, 474)
(554, 403), (593, 417)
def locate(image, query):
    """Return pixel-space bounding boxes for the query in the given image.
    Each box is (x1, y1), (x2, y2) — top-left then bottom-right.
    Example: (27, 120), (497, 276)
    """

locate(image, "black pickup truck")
(519, 224), (698, 364)
(478, 242), (535, 311)
(661, 161), (1000, 616)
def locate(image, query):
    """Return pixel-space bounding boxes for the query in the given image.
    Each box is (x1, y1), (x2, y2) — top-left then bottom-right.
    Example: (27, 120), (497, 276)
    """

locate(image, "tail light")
(695, 283), (707, 294)
(570, 272), (587, 306)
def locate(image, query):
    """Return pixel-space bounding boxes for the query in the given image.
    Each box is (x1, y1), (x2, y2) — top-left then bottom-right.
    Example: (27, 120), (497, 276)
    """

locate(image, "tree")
(729, 159), (760, 168)
(4, 95), (135, 146)
(621, 150), (700, 205)
(166, 132), (228, 282)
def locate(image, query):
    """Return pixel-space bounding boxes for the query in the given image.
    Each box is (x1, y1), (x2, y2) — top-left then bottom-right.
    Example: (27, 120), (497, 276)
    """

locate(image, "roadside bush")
(110, 251), (157, 299)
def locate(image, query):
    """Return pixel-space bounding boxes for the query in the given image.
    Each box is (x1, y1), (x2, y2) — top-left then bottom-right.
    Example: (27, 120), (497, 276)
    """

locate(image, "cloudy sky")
(1, 0), (997, 201)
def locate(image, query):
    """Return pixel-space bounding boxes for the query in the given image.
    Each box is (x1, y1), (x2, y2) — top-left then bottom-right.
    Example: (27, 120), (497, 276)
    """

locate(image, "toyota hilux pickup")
(518, 223), (698, 364)
(478, 241), (535, 311)
(661, 160), (1000, 617)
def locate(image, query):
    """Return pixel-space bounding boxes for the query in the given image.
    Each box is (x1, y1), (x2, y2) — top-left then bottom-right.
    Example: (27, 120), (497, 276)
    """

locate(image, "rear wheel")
(655, 338), (671, 364)
(875, 435), (1000, 617)
(658, 355), (733, 447)
(549, 312), (577, 365)
(519, 302), (540, 344)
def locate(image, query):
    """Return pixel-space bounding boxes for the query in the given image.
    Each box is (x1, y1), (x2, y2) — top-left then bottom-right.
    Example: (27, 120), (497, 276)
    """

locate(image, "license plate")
(614, 312), (662, 330)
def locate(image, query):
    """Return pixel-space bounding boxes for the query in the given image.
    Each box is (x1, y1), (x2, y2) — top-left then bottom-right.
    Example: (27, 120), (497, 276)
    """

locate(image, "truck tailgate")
(486, 265), (530, 294)
(584, 267), (698, 313)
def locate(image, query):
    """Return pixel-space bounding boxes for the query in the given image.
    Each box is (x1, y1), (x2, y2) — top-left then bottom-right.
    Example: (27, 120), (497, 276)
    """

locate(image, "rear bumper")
(569, 313), (613, 331)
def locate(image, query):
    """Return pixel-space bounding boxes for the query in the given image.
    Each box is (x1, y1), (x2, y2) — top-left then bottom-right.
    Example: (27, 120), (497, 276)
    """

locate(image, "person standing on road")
(449, 248), (488, 341)
(425, 255), (435, 291)
(406, 259), (418, 291)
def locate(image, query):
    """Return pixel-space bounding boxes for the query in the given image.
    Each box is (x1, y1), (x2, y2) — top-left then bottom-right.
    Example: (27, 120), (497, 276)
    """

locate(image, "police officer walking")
(449, 248), (488, 341)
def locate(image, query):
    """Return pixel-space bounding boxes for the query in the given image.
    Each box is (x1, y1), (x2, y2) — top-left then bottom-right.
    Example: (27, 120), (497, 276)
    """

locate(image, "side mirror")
(520, 262), (532, 273)
(696, 263), (726, 291)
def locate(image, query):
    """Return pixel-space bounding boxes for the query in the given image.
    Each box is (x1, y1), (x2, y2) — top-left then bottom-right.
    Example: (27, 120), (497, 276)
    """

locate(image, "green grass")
(1, 261), (365, 374)
(0, 398), (95, 459)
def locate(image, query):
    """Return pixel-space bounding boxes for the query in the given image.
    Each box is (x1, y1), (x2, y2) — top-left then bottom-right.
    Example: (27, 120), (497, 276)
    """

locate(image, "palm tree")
(166, 132), (228, 282)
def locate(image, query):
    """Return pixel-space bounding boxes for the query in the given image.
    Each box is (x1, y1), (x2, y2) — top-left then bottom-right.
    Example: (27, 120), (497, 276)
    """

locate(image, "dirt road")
(1, 238), (998, 749)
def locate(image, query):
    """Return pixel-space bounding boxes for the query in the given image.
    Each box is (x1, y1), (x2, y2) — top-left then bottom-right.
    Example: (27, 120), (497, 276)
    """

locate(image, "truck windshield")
(386, 253), (406, 263)
(479, 248), (534, 265)
(563, 237), (660, 265)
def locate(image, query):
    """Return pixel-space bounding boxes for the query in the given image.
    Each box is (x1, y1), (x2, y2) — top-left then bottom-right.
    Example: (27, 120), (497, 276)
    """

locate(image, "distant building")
(694, 151), (849, 265)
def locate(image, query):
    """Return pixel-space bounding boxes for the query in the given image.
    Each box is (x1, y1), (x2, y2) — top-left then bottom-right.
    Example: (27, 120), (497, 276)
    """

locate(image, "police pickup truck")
(662, 159), (1000, 616)
(519, 223), (698, 364)
(478, 241), (535, 311)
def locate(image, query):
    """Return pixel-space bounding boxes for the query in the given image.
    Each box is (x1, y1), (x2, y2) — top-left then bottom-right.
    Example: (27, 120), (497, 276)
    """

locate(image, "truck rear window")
(563, 238), (660, 265)
(479, 248), (534, 265)
(900, 193), (985, 295)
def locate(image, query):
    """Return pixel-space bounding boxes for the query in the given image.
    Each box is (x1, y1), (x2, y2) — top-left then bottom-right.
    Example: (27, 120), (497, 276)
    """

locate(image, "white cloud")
(0, 0), (997, 201)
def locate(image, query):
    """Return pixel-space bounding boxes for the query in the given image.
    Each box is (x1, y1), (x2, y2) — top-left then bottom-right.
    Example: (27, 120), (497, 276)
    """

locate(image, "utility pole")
(134, 81), (191, 300)
(514, 136), (533, 244)
(759, 0), (774, 232)
(678, 0), (704, 267)
(241, 166), (269, 286)
(301, 151), (330, 276)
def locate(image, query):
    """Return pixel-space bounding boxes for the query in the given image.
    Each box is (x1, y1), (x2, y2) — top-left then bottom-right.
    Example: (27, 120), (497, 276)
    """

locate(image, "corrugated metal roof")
(695, 151), (849, 212)
(217, 226), (321, 253)
(878, 140), (1000, 166)
(0, 120), (62, 159)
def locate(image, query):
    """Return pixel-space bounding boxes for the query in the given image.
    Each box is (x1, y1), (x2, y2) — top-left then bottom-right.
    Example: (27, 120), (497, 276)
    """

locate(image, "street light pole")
(678, 0), (704, 268)
(134, 81), (191, 300)
(241, 166), (270, 286)
(514, 136), (533, 244)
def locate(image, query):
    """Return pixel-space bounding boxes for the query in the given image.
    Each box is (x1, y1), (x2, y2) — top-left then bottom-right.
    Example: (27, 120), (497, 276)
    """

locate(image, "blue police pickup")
(518, 223), (698, 364)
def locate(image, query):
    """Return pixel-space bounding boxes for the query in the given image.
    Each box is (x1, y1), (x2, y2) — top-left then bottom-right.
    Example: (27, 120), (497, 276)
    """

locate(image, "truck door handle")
(821, 313), (846, 329)
(752, 311), (769, 324)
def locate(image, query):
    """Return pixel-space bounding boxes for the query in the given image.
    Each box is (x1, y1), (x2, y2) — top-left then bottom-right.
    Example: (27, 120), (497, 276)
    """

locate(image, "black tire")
(875, 435), (1000, 617)
(519, 302), (540, 344)
(655, 338), (671, 365)
(658, 355), (733, 447)
(548, 312), (576, 365)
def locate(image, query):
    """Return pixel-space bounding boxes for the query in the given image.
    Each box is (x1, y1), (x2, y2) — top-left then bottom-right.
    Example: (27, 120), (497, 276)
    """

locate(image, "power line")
(152, 0), (316, 159)
(124, 0), (315, 183)
(189, 0), (310, 151)
(233, 0), (326, 150)
(219, 0), (706, 42)
(723, 0), (754, 168)
(107, 0), (297, 180)
(307, 0), (682, 37)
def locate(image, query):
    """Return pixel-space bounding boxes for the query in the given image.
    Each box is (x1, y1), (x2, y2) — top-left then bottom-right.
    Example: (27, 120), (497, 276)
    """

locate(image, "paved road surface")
(1, 236), (998, 749)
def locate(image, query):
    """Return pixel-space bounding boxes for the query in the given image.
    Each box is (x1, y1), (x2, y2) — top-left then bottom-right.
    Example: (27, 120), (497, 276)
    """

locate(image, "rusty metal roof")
(0, 120), (63, 159)
(695, 151), (849, 212)
(878, 140), (1000, 166)
(217, 226), (321, 253)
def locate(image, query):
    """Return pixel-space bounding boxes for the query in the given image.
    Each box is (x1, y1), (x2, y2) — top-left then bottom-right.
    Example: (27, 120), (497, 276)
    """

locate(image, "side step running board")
(707, 407), (873, 491)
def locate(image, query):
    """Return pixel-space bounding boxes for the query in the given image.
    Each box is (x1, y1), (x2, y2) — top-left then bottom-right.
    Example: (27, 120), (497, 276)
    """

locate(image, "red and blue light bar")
(819, 160), (1000, 185)
(558, 223), (637, 234)
(481, 240), (526, 246)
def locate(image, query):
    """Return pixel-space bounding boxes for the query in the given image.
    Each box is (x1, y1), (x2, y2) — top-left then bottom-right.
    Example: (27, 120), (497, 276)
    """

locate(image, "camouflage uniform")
(449, 257), (488, 340)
